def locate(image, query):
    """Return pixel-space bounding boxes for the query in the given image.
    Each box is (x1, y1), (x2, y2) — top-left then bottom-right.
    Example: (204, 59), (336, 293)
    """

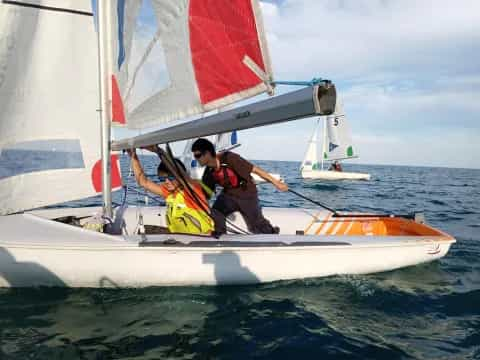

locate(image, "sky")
(115, 0), (480, 169)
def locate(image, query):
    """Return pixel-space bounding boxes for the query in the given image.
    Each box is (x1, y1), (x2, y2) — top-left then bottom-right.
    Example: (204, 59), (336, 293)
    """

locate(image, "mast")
(96, 0), (113, 218)
(321, 117), (327, 171)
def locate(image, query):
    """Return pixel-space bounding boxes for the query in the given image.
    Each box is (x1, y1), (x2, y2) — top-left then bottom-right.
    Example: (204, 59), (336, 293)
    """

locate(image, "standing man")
(191, 138), (288, 237)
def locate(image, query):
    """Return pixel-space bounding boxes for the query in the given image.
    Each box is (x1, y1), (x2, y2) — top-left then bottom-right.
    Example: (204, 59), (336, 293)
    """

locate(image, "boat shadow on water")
(202, 251), (259, 285)
(0, 248), (260, 288)
(0, 247), (66, 287)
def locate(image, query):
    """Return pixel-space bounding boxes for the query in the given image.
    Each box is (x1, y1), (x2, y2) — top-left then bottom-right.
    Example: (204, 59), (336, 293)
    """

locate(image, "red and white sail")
(108, 0), (274, 129)
(0, 0), (122, 215)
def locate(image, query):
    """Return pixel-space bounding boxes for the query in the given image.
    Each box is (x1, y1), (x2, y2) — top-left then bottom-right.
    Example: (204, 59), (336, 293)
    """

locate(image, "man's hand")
(252, 165), (288, 191)
(273, 179), (288, 192)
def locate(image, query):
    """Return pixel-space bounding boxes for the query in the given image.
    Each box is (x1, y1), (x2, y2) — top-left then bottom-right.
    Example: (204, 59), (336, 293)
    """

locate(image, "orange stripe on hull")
(304, 211), (325, 234)
(315, 214), (333, 235)
(312, 216), (454, 238)
(327, 219), (346, 235)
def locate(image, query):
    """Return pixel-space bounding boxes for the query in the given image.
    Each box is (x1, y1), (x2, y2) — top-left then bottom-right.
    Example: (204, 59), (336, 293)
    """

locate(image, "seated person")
(127, 148), (213, 235)
(329, 161), (343, 172)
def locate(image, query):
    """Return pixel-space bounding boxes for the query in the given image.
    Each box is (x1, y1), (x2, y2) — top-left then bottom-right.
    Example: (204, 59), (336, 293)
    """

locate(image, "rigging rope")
(287, 189), (338, 215)
(287, 188), (415, 219)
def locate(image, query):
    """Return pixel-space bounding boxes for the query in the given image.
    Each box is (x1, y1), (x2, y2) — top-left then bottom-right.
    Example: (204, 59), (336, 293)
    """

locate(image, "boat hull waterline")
(0, 207), (454, 287)
(302, 170), (371, 181)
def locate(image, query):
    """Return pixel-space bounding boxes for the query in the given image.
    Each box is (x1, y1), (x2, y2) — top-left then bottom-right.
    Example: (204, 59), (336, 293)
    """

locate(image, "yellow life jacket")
(165, 190), (214, 235)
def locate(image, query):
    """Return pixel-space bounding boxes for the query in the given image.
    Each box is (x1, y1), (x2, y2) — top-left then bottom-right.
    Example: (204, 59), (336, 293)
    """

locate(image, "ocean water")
(1, 157), (479, 359)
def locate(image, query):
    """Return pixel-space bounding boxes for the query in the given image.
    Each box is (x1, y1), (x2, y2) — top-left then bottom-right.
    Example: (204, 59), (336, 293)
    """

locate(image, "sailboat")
(0, 0), (454, 287)
(301, 101), (370, 180)
(181, 130), (282, 184)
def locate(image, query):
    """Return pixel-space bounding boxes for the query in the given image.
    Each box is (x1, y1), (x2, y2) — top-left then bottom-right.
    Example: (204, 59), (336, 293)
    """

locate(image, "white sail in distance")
(301, 119), (321, 171)
(324, 100), (357, 161)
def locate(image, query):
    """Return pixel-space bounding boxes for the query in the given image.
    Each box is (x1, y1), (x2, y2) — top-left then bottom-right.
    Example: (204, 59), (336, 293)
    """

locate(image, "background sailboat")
(301, 100), (371, 180)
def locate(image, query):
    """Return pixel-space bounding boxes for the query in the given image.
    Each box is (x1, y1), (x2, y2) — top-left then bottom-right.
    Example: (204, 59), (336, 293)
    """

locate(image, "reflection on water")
(2, 277), (479, 359)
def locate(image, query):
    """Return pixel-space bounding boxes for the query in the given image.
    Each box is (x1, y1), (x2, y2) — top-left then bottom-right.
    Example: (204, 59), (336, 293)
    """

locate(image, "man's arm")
(226, 152), (288, 192)
(251, 165), (288, 192)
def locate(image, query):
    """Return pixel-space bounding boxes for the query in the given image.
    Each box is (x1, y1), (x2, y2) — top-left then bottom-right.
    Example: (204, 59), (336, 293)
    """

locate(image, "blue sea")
(1, 156), (479, 359)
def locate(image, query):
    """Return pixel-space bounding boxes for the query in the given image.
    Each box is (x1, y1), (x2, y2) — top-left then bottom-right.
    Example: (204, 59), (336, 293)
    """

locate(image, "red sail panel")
(189, 0), (267, 105)
(111, 75), (126, 125)
(91, 154), (123, 192)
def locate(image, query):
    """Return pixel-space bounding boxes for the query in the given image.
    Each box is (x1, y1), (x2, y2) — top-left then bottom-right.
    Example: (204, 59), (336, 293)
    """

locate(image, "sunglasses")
(193, 151), (205, 159)
(158, 175), (176, 182)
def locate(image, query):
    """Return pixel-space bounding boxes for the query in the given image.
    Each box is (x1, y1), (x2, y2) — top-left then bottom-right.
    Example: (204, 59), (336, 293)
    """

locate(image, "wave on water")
(2, 159), (480, 359)
(301, 182), (341, 191)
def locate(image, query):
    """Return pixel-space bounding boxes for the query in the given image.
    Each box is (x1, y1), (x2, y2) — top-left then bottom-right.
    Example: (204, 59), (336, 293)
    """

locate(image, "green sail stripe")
(347, 146), (354, 157)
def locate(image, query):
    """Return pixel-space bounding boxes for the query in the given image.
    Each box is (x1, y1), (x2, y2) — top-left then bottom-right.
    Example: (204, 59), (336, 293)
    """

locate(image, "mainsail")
(108, 0), (274, 129)
(0, 0), (122, 215)
(324, 100), (357, 161)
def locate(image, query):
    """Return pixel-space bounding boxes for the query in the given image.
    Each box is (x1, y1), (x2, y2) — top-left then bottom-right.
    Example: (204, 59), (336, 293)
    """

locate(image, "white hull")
(0, 207), (454, 287)
(252, 173), (282, 184)
(302, 170), (371, 180)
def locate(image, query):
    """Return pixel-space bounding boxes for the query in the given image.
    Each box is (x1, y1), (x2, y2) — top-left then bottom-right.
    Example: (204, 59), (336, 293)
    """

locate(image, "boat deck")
(0, 206), (454, 250)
